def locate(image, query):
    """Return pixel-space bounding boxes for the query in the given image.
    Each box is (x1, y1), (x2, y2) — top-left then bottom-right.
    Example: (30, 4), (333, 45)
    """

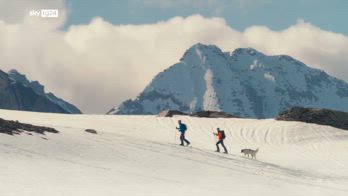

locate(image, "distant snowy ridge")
(108, 43), (348, 118)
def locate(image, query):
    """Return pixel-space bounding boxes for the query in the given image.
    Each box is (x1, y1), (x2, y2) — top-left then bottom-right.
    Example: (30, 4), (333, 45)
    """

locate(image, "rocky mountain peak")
(0, 68), (82, 114)
(108, 43), (348, 118)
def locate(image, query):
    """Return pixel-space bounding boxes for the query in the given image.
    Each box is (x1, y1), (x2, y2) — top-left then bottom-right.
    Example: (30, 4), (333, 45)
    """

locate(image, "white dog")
(241, 148), (259, 159)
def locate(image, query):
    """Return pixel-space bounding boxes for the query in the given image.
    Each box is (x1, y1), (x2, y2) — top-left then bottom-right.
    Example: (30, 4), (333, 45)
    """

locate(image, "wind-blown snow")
(1, 109), (348, 196)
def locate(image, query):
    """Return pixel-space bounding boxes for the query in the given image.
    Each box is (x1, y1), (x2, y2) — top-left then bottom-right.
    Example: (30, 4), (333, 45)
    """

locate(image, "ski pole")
(212, 132), (218, 151)
(212, 132), (217, 142)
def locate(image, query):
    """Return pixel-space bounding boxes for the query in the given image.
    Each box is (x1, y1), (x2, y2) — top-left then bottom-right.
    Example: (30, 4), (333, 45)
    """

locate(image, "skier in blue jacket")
(176, 120), (190, 146)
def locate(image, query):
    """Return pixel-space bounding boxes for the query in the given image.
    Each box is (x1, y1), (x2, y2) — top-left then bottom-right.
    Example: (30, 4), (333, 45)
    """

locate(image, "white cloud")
(242, 19), (348, 80)
(0, 3), (347, 114)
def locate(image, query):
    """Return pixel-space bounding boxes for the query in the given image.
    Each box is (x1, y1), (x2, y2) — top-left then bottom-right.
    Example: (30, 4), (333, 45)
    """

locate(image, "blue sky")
(65, 0), (348, 35)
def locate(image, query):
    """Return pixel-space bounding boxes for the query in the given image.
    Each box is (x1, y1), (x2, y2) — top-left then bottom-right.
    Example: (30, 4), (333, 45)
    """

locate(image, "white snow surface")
(1, 109), (348, 196)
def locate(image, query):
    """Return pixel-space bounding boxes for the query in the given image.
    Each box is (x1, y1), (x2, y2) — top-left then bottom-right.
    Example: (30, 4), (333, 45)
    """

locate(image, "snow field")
(1, 109), (348, 196)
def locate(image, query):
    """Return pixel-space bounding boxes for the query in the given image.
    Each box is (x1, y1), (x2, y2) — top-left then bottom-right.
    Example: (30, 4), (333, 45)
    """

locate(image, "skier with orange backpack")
(213, 128), (228, 154)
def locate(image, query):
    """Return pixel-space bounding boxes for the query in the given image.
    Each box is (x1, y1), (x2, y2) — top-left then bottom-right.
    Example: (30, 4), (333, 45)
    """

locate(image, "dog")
(241, 148), (259, 159)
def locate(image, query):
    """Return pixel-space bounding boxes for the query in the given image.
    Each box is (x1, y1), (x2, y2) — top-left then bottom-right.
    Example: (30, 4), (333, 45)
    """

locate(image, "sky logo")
(29, 9), (59, 18)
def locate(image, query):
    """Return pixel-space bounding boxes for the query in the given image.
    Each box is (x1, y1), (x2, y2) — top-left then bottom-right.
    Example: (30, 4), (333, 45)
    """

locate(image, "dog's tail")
(255, 148), (259, 152)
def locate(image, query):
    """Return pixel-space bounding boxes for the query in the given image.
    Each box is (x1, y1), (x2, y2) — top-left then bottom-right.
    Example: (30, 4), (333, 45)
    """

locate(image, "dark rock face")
(0, 69), (81, 114)
(85, 129), (97, 134)
(158, 109), (237, 118)
(190, 111), (237, 118)
(276, 107), (348, 130)
(0, 118), (58, 135)
(159, 110), (187, 117)
(45, 92), (82, 114)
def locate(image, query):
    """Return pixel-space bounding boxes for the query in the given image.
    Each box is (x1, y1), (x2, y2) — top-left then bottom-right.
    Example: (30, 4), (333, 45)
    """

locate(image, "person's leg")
(182, 132), (190, 145)
(221, 140), (228, 153)
(180, 133), (184, 145)
(216, 140), (221, 152)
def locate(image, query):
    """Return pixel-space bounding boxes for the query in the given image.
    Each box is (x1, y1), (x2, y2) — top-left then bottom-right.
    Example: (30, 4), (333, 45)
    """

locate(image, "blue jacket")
(178, 123), (187, 133)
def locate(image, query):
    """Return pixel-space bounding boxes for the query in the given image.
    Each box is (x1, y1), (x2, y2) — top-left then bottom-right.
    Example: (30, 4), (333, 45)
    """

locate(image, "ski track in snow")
(1, 109), (348, 195)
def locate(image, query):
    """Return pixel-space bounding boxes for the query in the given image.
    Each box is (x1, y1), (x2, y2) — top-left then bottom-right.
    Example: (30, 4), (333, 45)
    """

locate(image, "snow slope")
(1, 109), (348, 196)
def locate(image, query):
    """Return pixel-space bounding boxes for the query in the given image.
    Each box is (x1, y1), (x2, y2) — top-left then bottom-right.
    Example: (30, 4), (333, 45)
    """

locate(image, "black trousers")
(216, 139), (228, 153)
(180, 132), (190, 145)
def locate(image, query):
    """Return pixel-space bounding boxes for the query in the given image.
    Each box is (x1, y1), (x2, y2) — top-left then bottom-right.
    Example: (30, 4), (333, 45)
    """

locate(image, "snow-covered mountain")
(108, 43), (348, 118)
(0, 69), (81, 114)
